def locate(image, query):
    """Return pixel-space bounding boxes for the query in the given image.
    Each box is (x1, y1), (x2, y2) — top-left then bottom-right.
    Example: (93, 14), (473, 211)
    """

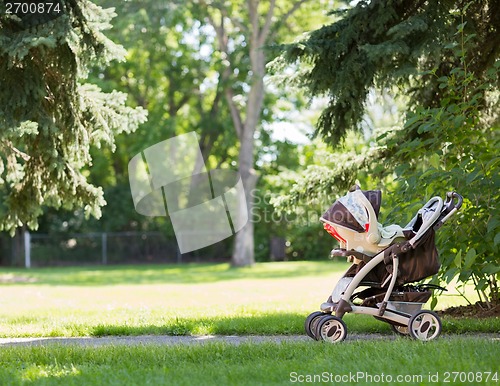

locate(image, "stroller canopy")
(322, 188), (381, 233)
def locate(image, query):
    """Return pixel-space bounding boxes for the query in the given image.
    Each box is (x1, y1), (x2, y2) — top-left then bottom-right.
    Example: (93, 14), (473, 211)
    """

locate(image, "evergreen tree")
(0, 0), (147, 233)
(276, 0), (499, 142)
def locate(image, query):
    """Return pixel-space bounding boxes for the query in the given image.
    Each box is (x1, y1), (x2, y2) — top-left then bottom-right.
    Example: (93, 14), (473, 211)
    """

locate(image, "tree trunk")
(232, 125), (258, 266)
(204, 0), (289, 266)
(231, 169), (257, 267)
(231, 45), (265, 267)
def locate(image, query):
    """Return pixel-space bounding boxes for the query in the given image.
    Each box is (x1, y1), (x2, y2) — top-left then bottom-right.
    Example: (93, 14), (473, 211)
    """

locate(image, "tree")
(197, 0), (333, 266)
(276, 0), (499, 141)
(274, 1), (500, 305)
(80, 0), (238, 238)
(90, 0), (332, 266)
(0, 0), (147, 233)
(91, 0), (238, 160)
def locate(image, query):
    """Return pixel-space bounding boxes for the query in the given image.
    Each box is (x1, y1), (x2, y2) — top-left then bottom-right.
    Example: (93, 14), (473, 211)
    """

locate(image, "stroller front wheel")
(305, 311), (325, 340)
(408, 310), (442, 341)
(316, 315), (347, 343)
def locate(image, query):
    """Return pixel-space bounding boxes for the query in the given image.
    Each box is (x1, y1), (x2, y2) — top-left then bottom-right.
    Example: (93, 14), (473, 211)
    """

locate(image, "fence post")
(176, 245), (182, 264)
(24, 230), (31, 269)
(102, 232), (107, 265)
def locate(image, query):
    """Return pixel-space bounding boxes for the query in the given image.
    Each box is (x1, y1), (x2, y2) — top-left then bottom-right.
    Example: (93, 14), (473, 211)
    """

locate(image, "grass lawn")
(0, 261), (498, 385)
(1, 338), (499, 385)
(0, 261), (497, 337)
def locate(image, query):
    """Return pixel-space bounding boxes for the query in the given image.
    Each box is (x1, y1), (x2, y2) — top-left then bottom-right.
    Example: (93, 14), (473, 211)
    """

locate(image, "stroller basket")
(384, 287), (433, 315)
(384, 301), (425, 315)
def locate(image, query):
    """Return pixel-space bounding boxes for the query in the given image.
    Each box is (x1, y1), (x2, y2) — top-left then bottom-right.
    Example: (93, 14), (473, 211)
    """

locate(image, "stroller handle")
(408, 191), (463, 248)
(446, 191), (463, 210)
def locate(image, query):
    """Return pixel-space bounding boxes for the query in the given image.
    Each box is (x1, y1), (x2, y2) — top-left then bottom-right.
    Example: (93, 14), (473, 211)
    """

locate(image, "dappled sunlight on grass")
(21, 363), (81, 383)
(0, 261), (497, 338)
(0, 261), (348, 286)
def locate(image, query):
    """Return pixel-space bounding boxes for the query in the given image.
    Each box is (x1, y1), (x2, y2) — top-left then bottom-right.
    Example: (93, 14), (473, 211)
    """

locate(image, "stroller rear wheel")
(316, 315), (347, 343)
(304, 311), (325, 340)
(408, 310), (442, 341)
(390, 324), (410, 336)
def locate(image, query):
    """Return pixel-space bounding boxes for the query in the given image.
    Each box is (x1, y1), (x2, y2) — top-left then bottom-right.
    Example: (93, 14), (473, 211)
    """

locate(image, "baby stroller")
(305, 185), (463, 342)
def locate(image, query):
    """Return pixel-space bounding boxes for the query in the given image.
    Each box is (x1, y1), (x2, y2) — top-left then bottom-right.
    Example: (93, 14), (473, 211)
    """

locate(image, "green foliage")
(382, 27), (500, 304)
(39, 0), (335, 261)
(271, 135), (381, 211)
(274, 2), (499, 303)
(275, 0), (500, 142)
(253, 178), (333, 262)
(0, 1), (147, 233)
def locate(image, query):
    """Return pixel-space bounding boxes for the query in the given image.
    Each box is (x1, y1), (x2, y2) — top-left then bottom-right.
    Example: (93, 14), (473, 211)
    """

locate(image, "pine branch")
(0, 140), (30, 161)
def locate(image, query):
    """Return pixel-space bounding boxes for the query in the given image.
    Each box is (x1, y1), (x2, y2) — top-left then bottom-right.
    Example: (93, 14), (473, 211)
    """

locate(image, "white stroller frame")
(306, 190), (463, 343)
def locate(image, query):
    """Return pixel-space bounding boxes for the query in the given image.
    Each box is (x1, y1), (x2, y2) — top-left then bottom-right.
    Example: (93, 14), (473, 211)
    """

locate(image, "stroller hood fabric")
(322, 189), (381, 232)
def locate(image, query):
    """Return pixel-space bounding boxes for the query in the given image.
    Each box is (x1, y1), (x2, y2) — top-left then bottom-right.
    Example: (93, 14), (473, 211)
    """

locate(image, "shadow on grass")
(90, 313), (391, 337)
(89, 312), (500, 337)
(0, 261), (350, 286)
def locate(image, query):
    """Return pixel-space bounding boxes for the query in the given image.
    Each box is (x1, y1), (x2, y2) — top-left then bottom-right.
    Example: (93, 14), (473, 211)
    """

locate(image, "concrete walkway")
(0, 335), (310, 347)
(0, 333), (497, 347)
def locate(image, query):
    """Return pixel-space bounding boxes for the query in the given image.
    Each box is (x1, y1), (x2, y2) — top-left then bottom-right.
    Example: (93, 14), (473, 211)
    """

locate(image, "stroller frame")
(306, 190), (463, 343)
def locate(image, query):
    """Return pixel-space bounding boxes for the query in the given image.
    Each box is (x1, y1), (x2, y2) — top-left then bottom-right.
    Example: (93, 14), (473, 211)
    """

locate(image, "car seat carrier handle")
(349, 188), (381, 244)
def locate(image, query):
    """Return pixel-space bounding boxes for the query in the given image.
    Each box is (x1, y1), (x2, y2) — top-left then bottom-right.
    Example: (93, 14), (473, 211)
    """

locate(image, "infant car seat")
(320, 185), (406, 256)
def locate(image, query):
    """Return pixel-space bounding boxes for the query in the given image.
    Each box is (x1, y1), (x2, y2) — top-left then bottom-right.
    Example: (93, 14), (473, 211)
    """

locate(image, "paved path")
(0, 335), (310, 347)
(0, 333), (497, 347)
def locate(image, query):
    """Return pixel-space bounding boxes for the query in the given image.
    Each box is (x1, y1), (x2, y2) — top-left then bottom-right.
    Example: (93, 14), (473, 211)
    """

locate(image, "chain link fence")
(0, 231), (233, 267)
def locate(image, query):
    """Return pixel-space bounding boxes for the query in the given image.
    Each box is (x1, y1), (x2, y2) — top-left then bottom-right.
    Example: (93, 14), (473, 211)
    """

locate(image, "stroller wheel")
(390, 324), (410, 336)
(408, 310), (442, 341)
(304, 311), (325, 340)
(316, 315), (347, 343)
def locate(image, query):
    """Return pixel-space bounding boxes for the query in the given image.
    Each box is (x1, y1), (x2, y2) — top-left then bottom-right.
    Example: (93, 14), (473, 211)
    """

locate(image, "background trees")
(180, 0), (333, 266)
(273, 0), (499, 305)
(3, 0), (497, 307)
(1, 0), (332, 266)
(87, 0), (333, 266)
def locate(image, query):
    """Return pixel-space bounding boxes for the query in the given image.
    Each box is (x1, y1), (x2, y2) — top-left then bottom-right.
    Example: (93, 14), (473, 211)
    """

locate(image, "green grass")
(0, 261), (498, 338)
(1, 338), (498, 385)
(0, 261), (498, 385)
(0, 261), (333, 286)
